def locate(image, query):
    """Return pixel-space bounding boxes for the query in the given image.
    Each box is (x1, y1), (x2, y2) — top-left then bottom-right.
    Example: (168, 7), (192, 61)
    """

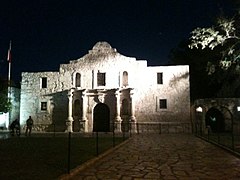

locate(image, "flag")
(7, 41), (11, 62)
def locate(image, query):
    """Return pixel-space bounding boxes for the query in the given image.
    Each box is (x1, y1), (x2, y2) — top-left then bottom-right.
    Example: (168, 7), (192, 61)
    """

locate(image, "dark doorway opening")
(205, 107), (225, 133)
(93, 103), (110, 132)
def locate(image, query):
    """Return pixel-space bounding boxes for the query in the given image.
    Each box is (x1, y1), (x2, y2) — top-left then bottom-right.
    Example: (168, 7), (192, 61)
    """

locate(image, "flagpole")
(7, 40), (12, 128)
(8, 41), (11, 86)
(7, 40), (12, 99)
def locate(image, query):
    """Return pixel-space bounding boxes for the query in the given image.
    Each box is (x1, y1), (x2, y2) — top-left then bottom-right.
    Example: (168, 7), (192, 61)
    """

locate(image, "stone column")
(80, 90), (88, 132)
(66, 88), (74, 132)
(130, 89), (136, 121)
(92, 70), (97, 89)
(130, 88), (137, 132)
(115, 89), (122, 132)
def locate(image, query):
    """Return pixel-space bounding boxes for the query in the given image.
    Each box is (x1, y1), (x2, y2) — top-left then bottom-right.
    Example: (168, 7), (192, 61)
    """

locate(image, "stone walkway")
(61, 134), (240, 180)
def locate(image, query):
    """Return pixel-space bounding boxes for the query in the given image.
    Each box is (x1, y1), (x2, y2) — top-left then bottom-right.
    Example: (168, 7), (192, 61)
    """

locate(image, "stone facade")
(20, 42), (191, 133)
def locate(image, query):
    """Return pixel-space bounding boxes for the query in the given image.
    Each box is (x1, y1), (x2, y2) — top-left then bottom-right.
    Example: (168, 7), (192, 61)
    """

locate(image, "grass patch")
(0, 134), (127, 180)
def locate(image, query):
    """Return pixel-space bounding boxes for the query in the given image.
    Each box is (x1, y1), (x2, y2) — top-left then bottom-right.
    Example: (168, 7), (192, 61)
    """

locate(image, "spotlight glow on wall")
(237, 106), (240, 111)
(0, 113), (9, 128)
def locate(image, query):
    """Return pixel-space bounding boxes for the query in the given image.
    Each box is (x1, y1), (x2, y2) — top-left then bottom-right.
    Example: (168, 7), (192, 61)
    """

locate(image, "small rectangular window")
(157, 72), (163, 84)
(159, 99), (167, 109)
(41, 77), (47, 88)
(41, 102), (47, 111)
(97, 72), (106, 86)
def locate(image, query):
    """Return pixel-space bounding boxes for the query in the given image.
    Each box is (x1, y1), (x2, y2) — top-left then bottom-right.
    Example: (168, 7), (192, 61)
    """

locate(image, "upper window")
(122, 71), (128, 87)
(157, 73), (163, 84)
(159, 99), (167, 109)
(41, 102), (47, 111)
(97, 72), (106, 86)
(41, 77), (47, 88)
(75, 73), (81, 87)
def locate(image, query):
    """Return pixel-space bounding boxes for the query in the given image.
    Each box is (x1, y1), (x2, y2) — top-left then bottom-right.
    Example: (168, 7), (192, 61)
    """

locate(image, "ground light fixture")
(237, 106), (240, 111)
(196, 106), (203, 112)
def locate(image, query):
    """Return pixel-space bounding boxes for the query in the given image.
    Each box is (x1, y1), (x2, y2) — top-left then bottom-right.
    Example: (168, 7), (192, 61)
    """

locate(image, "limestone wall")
(20, 71), (66, 131)
(134, 65), (190, 123)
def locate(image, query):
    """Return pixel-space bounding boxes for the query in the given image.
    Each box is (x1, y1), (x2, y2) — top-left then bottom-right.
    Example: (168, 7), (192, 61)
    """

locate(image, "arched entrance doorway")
(93, 103), (110, 132)
(205, 107), (225, 133)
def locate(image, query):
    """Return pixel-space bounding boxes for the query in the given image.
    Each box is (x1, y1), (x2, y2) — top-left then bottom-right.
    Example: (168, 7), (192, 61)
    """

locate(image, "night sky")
(0, 0), (235, 83)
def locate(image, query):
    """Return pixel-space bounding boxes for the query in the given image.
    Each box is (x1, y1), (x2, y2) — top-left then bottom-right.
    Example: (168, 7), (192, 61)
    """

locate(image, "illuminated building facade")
(20, 42), (191, 132)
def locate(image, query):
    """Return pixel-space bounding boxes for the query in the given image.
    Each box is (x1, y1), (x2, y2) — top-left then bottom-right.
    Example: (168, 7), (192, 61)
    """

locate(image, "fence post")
(207, 127), (209, 141)
(96, 132), (99, 156)
(129, 121), (132, 137)
(232, 121), (234, 150)
(113, 127), (115, 148)
(67, 132), (71, 174)
(112, 121), (115, 147)
(53, 123), (55, 137)
(159, 123), (161, 134)
(137, 123), (139, 134)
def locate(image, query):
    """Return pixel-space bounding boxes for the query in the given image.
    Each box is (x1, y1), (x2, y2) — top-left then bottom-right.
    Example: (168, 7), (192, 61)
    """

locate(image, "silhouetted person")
(10, 119), (20, 136)
(25, 116), (33, 136)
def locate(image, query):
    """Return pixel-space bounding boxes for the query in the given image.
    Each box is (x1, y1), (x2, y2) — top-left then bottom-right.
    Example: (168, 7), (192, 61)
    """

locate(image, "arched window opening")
(122, 71), (128, 87)
(75, 73), (81, 87)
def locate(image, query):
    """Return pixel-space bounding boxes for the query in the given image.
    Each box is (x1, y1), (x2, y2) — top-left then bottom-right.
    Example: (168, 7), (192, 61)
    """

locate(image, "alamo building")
(20, 42), (191, 133)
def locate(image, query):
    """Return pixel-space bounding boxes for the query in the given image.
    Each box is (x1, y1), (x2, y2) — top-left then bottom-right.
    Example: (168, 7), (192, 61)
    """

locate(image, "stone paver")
(61, 134), (240, 179)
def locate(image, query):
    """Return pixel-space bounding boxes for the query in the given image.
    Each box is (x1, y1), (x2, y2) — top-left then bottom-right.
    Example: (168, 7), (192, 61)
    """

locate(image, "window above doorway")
(97, 72), (106, 86)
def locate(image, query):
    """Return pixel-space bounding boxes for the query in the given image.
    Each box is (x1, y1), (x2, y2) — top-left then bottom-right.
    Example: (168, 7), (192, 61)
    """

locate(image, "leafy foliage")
(0, 78), (11, 113)
(189, 16), (240, 74)
(170, 36), (240, 100)
(180, 11), (240, 99)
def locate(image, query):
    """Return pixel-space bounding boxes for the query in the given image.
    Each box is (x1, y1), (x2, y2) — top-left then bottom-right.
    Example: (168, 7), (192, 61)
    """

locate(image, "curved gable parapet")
(68, 41), (140, 65)
(91, 41), (117, 53)
(84, 41), (118, 61)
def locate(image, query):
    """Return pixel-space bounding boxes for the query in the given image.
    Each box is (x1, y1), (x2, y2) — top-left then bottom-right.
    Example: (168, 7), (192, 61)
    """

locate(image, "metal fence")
(195, 121), (240, 156)
(0, 130), (130, 179)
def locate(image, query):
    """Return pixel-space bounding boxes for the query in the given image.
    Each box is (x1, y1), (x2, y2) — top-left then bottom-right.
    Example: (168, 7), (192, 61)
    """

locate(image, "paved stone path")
(63, 134), (240, 180)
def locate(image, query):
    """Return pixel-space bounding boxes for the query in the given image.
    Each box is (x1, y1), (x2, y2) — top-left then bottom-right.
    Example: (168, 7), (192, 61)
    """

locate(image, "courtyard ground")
(62, 133), (240, 179)
(0, 132), (128, 180)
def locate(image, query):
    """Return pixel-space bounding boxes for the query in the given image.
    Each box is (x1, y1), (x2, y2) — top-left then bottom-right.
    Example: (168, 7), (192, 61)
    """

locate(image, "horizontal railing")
(195, 124), (240, 156)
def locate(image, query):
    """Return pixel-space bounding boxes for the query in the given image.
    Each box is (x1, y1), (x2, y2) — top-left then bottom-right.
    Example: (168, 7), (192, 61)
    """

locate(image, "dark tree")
(0, 77), (11, 113)
(168, 39), (240, 102)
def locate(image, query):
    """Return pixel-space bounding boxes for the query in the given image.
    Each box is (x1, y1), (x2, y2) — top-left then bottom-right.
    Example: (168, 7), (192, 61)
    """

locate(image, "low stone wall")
(136, 122), (192, 134)
(20, 122), (193, 134)
(22, 124), (57, 132)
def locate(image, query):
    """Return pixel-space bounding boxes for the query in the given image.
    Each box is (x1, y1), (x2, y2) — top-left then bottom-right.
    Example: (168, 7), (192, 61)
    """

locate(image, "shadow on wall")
(169, 72), (189, 87)
(45, 90), (68, 132)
